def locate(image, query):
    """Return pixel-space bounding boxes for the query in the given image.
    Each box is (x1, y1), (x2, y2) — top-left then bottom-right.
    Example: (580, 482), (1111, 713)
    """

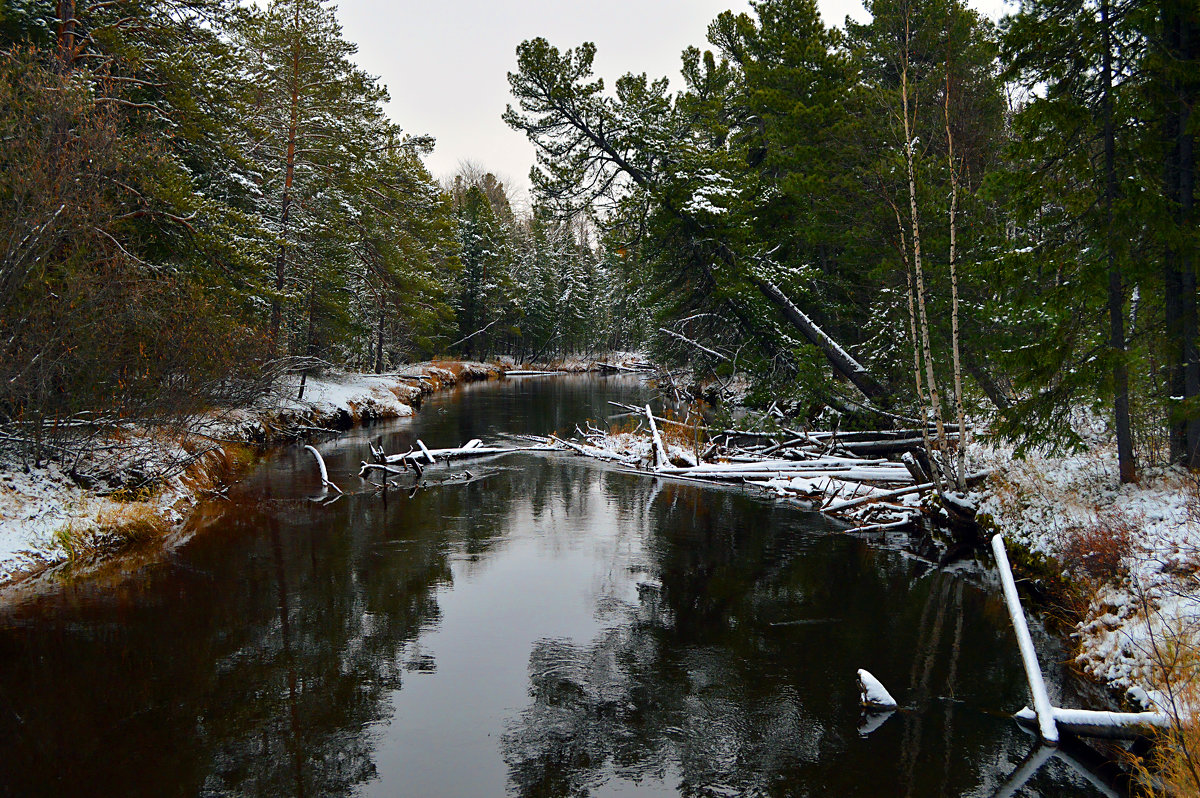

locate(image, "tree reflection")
(503, 480), (1085, 798)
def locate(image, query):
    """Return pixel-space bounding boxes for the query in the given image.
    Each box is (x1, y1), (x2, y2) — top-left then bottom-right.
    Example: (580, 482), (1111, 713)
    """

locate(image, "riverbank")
(0, 355), (653, 589)
(969, 427), (1200, 723)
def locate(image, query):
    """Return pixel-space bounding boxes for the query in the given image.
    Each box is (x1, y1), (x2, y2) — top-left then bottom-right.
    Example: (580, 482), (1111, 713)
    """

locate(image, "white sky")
(333, 0), (1011, 199)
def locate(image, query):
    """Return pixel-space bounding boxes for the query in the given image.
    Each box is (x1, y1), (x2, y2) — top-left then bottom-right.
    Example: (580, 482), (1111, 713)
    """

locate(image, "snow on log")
(858, 669), (898, 710)
(417, 439), (436, 464)
(359, 462), (407, 477)
(304, 445), (343, 494)
(645, 404), (670, 469)
(1014, 706), (1170, 739)
(752, 277), (888, 400)
(823, 481), (935, 512)
(992, 534), (1058, 745)
(656, 458), (896, 474)
(386, 445), (515, 464)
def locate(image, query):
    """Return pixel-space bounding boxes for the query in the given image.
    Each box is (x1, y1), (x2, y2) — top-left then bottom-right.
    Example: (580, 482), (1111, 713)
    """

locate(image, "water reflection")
(0, 377), (1113, 796)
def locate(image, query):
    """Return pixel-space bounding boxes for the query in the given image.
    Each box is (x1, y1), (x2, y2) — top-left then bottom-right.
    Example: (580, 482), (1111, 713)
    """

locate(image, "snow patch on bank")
(286, 372), (418, 420)
(0, 458), (192, 584)
(0, 366), (476, 588)
(972, 431), (1200, 708)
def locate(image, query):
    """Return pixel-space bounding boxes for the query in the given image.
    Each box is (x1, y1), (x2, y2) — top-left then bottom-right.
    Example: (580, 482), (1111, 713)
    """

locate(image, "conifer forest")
(0, 0), (1195, 477)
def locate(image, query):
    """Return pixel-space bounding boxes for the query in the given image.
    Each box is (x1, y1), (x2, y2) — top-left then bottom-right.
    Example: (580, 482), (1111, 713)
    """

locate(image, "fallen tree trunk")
(304, 445), (343, 494)
(752, 278), (889, 401)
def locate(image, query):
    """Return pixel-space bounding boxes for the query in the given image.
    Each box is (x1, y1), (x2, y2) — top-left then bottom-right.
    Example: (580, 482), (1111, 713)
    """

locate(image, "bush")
(1059, 511), (1137, 583)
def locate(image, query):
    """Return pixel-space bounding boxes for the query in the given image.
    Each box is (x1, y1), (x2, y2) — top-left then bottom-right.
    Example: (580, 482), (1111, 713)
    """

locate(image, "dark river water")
(0, 376), (1118, 797)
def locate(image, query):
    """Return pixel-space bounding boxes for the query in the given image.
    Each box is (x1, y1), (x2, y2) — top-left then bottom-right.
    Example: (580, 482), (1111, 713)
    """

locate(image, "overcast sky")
(332, 0), (1011, 199)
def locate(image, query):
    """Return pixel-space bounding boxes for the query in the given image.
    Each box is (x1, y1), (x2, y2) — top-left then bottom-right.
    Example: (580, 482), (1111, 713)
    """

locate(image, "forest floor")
(969, 420), (1200, 718)
(0, 355), (644, 591)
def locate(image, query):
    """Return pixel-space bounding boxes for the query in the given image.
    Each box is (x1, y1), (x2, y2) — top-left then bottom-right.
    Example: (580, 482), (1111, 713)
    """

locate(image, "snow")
(992, 533), (1059, 744)
(970, 418), (1200, 715)
(0, 458), (192, 584)
(286, 372), (418, 420)
(0, 363), (514, 590)
(858, 668), (898, 709)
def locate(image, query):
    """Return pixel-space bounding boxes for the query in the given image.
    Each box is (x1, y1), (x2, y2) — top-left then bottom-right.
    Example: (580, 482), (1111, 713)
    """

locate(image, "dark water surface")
(0, 376), (1112, 797)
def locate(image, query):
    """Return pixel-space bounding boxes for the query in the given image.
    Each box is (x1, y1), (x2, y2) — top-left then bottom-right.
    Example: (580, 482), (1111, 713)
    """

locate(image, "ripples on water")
(0, 376), (1115, 796)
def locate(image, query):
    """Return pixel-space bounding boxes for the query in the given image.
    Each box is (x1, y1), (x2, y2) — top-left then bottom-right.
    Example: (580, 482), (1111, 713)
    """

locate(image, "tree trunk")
(899, 14), (949, 484)
(271, 0), (303, 348)
(1176, 3), (1200, 466)
(945, 39), (968, 491)
(56, 0), (76, 66)
(296, 276), (316, 401)
(374, 297), (385, 373)
(751, 277), (888, 400)
(1102, 0), (1136, 482)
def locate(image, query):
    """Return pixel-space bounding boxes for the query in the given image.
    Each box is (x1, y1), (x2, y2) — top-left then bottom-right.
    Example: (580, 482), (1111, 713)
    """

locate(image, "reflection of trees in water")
(199, 473), (524, 795)
(503, 479), (1080, 798)
(0, 471), (518, 797)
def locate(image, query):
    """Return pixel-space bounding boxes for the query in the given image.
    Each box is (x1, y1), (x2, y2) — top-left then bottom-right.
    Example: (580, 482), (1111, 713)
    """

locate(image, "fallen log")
(992, 534), (1059, 745)
(304, 445), (343, 494)
(858, 669), (898, 710)
(820, 470), (993, 513)
(386, 444), (517, 464)
(1014, 706), (1170, 739)
(645, 404), (670, 468)
(658, 327), (730, 362)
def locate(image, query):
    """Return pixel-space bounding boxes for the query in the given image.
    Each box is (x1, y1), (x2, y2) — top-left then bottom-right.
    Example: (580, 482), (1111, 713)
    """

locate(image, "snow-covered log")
(992, 534), (1058, 745)
(1014, 706), (1170, 739)
(752, 277), (889, 400)
(822, 481), (935, 512)
(658, 327), (730, 362)
(386, 445), (516, 464)
(359, 462), (407, 477)
(858, 669), (898, 710)
(304, 445), (343, 494)
(645, 404), (669, 469)
(416, 439), (435, 464)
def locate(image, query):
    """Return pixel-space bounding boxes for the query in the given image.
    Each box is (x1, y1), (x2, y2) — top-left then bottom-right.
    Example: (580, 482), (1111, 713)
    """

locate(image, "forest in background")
(0, 0), (635, 456)
(0, 0), (1197, 484)
(504, 0), (1199, 485)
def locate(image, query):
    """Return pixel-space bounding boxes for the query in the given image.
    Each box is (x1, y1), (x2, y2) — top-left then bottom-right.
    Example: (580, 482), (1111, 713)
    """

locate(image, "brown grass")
(53, 501), (170, 562)
(1059, 510), (1137, 584)
(1134, 682), (1200, 797)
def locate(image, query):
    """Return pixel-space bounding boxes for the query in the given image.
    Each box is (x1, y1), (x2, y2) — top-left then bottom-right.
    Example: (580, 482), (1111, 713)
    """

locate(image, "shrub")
(1059, 510), (1137, 583)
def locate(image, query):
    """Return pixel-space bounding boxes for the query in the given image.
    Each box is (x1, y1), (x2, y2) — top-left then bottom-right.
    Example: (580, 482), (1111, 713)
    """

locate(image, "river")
(0, 375), (1118, 796)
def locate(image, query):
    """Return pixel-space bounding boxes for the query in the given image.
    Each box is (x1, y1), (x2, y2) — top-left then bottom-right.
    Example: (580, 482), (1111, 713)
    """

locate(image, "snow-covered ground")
(971, 426), (1200, 715)
(0, 363), (504, 589)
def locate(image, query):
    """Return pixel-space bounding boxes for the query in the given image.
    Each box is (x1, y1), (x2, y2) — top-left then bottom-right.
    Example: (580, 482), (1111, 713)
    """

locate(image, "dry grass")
(53, 500), (170, 562)
(1134, 681), (1200, 797)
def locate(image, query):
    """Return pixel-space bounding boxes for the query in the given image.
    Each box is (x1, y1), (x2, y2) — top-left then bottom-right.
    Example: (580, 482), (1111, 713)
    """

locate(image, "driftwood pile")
(525, 401), (990, 533)
(323, 399), (985, 533)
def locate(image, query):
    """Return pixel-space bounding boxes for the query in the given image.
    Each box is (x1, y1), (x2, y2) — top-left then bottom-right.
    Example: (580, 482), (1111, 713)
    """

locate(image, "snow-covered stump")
(304, 445), (343, 494)
(645, 404), (669, 469)
(858, 669), (898, 710)
(991, 534), (1058, 745)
